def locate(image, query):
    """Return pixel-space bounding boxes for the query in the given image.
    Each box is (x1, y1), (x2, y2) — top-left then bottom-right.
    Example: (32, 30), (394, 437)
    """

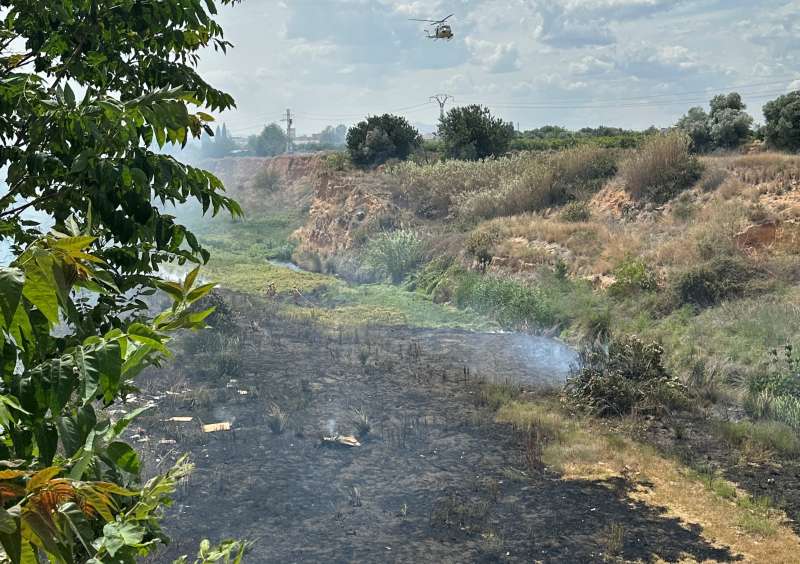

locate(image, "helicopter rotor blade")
(439, 14), (454, 22)
(409, 18), (438, 22)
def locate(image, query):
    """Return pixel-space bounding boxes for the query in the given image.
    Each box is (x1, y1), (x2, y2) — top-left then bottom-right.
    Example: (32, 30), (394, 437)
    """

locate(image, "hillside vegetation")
(290, 141), (800, 436)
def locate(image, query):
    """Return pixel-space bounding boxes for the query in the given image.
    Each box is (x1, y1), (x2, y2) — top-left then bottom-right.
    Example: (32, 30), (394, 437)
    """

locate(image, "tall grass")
(621, 131), (702, 203)
(388, 147), (617, 221)
(364, 229), (427, 284)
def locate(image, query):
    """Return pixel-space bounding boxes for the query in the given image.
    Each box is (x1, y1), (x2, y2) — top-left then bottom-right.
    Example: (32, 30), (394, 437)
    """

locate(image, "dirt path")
(132, 298), (743, 563)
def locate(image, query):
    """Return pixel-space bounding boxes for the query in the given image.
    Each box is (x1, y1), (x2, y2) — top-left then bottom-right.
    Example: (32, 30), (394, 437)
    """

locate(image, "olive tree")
(0, 0), (246, 561)
(676, 92), (753, 151)
(346, 114), (421, 166)
(763, 91), (800, 152)
(438, 105), (515, 161)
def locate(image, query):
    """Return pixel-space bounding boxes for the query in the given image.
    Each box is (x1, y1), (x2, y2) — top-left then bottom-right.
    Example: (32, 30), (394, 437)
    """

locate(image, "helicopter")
(409, 14), (454, 40)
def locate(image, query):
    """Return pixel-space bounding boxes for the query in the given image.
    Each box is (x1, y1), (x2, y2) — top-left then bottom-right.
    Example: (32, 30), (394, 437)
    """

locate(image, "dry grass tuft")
(620, 132), (702, 203)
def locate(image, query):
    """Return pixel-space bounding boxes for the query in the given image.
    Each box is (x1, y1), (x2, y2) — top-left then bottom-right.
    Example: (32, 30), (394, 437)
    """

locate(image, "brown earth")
(204, 154), (327, 212)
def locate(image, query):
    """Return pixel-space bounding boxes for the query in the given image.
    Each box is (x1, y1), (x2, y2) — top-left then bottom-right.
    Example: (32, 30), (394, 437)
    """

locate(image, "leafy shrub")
(608, 258), (657, 297)
(621, 132), (703, 203)
(325, 151), (351, 171)
(670, 255), (762, 309)
(364, 229), (427, 283)
(347, 114), (422, 166)
(453, 274), (557, 328)
(439, 104), (515, 160)
(745, 345), (800, 429)
(564, 334), (687, 416)
(560, 201), (591, 222)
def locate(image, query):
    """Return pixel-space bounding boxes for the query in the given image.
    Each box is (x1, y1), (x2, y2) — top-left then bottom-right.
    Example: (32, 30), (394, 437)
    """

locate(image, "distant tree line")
(196, 88), (800, 165)
(676, 89), (800, 153)
(343, 87), (800, 168)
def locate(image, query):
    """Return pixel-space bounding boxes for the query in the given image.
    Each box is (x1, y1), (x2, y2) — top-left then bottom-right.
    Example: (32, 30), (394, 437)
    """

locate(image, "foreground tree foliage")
(438, 105), (514, 161)
(0, 0), (247, 561)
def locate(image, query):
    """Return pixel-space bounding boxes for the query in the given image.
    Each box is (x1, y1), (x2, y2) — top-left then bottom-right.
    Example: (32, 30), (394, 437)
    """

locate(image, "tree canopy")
(248, 123), (287, 157)
(676, 92), (753, 152)
(0, 0), (245, 561)
(763, 90), (800, 152)
(438, 105), (515, 160)
(346, 114), (421, 166)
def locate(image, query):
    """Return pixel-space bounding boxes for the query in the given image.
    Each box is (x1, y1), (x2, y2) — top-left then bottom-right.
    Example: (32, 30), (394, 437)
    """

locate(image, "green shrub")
(564, 334), (687, 417)
(454, 275), (557, 328)
(560, 201), (591, 222)
(745, 345), (800, 429)
(465, 229), (498, 271)
(364, 229), (427, 284)
(670, 255), (762, 309)
(325, 151), (351, 171)
(608, 258), (657, 297)
(621, 132), (703, 203)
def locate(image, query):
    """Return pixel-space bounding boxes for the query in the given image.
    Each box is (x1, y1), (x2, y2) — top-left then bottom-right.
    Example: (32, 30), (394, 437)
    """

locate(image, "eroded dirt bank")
(134, 294), (739, 563)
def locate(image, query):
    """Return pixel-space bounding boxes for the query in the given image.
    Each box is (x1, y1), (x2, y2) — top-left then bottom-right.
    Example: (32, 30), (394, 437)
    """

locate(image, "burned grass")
(130, 293), (799, 562)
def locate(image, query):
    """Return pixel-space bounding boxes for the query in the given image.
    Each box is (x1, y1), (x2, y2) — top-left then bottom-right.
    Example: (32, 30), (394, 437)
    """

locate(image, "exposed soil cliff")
(204, 154), (328, 212)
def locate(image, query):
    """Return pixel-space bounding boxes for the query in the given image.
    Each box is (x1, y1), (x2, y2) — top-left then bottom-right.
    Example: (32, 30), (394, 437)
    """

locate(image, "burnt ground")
(133, 293), (741, 563)
(637, 412), (800, 538)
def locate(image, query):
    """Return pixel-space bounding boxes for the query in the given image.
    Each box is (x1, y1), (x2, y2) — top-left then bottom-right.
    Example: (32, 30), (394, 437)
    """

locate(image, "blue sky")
(198, 0), (800, 136)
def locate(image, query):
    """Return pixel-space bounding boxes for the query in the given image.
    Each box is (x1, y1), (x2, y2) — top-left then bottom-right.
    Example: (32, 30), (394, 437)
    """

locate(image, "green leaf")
(101, 521), (144, 557)
(52, 235), (95, 252)
(0, 267), (24, 327)
(106, 441), (141, 474)
(108, 405), (151, 440)
(184, 265), (200, 290)
(156, 280), (185, 302)
(0, 507), (17, 535)
(127, 323), (169, 355)
(75, 346), (100, 404)
(20, 252), (60, 326)
(130, 167), (148, 188)
(186, 282), (217, 303)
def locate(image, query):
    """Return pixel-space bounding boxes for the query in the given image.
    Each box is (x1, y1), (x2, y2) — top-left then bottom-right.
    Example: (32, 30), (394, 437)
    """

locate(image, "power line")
(430, 94), (454, 119)
(461, 88), (791, 111)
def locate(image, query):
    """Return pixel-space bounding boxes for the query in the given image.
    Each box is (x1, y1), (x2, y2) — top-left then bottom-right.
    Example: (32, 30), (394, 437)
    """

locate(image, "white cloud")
(196, 0), (800, 134)
(465, 38), (521, 73)
(570, 55), (615, 76)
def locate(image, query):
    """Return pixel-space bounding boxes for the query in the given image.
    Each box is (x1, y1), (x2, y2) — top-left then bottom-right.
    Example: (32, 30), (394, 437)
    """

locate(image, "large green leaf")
(106, 441), (141, 475)
(20, 253), (60, 327)
(0, 267), (24, 327)
(101, 521), (144, 557)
